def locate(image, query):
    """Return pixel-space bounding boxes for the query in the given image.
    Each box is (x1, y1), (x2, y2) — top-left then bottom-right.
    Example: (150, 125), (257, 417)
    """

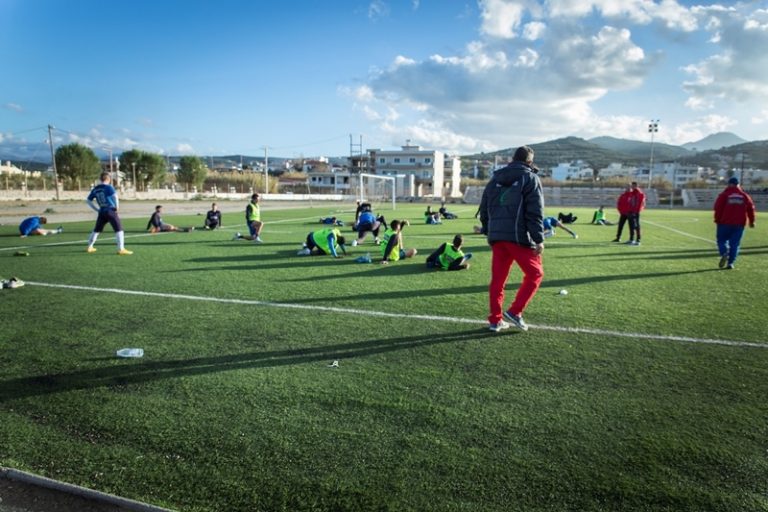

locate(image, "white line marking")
(26, 281), (766, 349)
(643, 220), (715, 244)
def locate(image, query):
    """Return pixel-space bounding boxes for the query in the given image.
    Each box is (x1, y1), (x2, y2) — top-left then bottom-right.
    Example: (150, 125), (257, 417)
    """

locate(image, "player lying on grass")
(147, 205), (195, 233)
(380, 219), (417, 265)
(18, 216), (63, 237)
(297, 227), (347, 258)
(319, 216), (344, 226)
(543, 216), (578, 239)
(425, 234), (472, 271)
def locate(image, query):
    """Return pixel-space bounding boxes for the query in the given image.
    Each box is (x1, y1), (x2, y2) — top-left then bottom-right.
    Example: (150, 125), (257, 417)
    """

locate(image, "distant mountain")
(679, 140), (768, 169)
(589, 136), (690, 160)
(681, 132), (747, 152)
(466, 136), (653, 170)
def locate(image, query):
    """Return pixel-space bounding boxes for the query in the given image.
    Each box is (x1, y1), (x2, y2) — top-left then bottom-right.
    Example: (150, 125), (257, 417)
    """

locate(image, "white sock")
(87, 232), (99, 247)
(116, 231), (125, 250)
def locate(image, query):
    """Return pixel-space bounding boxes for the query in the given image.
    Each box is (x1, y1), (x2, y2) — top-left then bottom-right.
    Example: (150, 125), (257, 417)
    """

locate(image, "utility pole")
(263, 146), (269, 193)
(739, 153), (746, 184)
(47, 124), (60, 200)
(648, 119), (659, 189)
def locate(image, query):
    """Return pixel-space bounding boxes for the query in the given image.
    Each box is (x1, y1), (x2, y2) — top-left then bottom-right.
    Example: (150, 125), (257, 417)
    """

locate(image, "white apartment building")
(550, 160), (595, 181)
(367, 143), (462, 198)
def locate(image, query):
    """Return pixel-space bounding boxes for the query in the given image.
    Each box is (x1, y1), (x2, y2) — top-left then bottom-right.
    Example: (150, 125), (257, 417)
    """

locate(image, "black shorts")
(94, 209), (123, 233)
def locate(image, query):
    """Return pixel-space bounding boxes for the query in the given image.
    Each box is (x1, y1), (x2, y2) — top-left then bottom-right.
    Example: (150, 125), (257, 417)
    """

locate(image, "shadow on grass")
(0, 328), (507, 402)
(292, 268), (720, 303)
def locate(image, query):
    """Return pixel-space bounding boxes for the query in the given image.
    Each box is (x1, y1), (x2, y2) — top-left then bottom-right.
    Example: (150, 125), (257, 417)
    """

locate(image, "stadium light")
(648, 120), (659, 189)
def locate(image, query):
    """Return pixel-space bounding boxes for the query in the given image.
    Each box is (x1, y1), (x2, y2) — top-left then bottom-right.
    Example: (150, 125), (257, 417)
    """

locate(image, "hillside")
(681, 132), (747, 151)
(679, 140), (768, 169)
(589, 136), (690, 160)
(465, 136), (641, 170)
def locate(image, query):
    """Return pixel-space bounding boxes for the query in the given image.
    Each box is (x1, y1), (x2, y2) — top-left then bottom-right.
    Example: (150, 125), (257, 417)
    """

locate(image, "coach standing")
(626, 181), (646, 245)
(714, 177), (756, 270)
(479, 146), (544, 332)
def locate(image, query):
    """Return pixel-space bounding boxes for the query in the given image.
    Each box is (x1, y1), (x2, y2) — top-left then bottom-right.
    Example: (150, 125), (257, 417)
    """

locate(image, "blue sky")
(2, 0), (767, 159)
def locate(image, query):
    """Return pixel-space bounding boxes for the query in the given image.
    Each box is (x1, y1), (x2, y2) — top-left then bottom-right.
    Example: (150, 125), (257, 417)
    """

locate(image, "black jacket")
(479, 162), (544, 247)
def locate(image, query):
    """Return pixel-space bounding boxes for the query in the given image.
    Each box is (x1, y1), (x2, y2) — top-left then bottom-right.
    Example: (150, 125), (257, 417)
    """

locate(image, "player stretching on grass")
(85, 172), (132, 255)
(147, 205), (194, 233)
(18, 216), (63, 237)
(233, 193), (263, 243)
(297, 227), (347, 258)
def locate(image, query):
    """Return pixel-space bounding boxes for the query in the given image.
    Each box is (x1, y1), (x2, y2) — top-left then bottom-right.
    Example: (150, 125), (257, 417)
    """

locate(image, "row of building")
(3, 141), (767, 199)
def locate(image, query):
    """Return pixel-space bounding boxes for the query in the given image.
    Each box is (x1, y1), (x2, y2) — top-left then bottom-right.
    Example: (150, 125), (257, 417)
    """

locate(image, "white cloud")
(176, 143), (194, 153)
(670, 115), (737, 144)
(751, 109), (768, 125)
(480, 0), (526, 39)
(368, 0), (389, 20)
(348, 1), (766, 153)
(547, 0), (697, 31)
(4, 103), (23, 112)
(522, 21), (546, 40)
(682, 7), (768, 109)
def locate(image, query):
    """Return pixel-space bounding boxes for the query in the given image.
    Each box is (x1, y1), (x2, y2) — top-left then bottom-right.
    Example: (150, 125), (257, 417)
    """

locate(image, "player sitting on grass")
(424, 205), (442, 224)
(204, 202), (222, 230)
(425, 234), (472, 271)
(439, 202), (458, 219)
(147, 205), (194, 233)
(380, 219), (417, 265)
(18, 216), (63, 237)
(591, 206), (614, 225)
(544, 216), (578, 239)
(297, 228), (347, 258)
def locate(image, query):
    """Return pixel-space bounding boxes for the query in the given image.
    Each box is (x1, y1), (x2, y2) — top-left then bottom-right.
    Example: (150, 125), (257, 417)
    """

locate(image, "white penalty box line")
(26, 281), (766, 349)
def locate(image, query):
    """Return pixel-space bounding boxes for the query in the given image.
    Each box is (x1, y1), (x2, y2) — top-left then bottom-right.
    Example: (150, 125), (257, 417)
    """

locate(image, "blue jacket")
(479, 162), (544, 247)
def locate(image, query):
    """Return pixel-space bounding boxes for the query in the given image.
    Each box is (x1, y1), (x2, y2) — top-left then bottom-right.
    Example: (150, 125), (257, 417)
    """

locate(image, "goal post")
(358, 173), (396, 211)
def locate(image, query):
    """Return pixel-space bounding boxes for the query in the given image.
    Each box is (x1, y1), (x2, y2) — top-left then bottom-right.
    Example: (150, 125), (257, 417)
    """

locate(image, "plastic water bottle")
(116, 348), (144, 358)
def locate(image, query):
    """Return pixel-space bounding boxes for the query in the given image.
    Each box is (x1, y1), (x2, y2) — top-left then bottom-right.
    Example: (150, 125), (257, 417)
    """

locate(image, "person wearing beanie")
(479, 145), (544, 332)
(714, 177), (756, 269)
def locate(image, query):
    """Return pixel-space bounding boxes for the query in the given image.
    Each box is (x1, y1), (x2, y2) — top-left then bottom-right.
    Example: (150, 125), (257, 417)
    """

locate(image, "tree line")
(54, 143), (207, 191)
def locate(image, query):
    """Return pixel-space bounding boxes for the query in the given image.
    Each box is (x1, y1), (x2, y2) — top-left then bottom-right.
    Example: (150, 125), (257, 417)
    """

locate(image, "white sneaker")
(297, 248), (311, 256)
(254, 236), (263, 243)
(232, 232), (241, 240)
(351, 240), (358, 247)
(489, 320), (510, 332)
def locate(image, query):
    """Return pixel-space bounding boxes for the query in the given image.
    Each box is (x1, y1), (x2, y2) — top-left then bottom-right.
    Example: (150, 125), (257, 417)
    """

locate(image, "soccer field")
(1, 203), (766, 512)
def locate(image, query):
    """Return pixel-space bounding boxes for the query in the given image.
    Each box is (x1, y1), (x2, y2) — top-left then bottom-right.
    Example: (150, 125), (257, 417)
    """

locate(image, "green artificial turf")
(1, 202), (766, 511)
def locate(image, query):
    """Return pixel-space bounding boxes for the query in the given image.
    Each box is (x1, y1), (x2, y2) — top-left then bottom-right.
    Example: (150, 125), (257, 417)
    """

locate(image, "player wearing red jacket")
(612, 185), (632, 242)
(625, 181), (646, 245)
(714, 177), (756, 269)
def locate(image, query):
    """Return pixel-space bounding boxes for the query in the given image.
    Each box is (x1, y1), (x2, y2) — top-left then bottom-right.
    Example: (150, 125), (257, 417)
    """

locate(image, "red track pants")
(488, 241), (544, 324)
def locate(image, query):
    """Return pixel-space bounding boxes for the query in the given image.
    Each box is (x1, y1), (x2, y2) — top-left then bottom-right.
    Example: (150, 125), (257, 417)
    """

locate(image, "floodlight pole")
(648, 119), (659, 189)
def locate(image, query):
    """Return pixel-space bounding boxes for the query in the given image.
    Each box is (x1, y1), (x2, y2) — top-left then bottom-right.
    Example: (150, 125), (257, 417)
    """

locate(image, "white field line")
(644, 219), (716, 244)
(26, 281), (766, 349)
